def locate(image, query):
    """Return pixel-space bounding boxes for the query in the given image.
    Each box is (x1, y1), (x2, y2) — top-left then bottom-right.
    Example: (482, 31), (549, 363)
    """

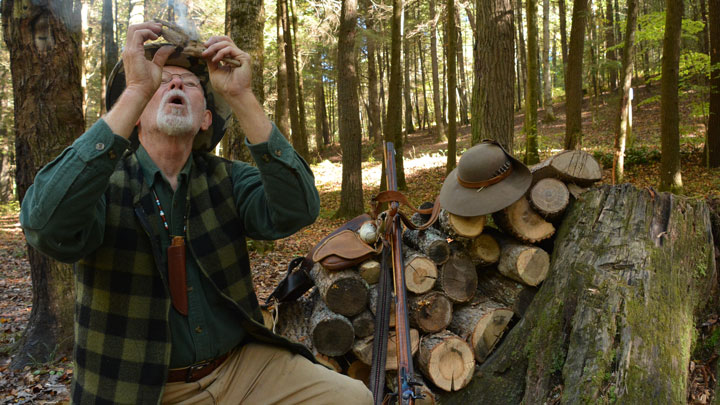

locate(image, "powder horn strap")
(371, 192), (441, 231)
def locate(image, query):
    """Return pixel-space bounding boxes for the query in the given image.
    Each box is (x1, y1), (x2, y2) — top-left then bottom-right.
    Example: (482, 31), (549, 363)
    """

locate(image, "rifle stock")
(383, 142), (417, 404)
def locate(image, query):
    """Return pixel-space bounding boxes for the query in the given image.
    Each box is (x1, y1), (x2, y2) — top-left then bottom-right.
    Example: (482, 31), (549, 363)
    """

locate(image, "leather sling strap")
(371, 191), (442, 231)
(369, 240), (392, 404)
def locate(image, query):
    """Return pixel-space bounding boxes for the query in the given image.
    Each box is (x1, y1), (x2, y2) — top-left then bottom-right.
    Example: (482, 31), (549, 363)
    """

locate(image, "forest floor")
(1, 84), (719, 403)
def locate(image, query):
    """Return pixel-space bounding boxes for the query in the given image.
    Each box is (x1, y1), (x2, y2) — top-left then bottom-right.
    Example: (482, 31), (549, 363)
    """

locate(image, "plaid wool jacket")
(71, 151), (314, 404)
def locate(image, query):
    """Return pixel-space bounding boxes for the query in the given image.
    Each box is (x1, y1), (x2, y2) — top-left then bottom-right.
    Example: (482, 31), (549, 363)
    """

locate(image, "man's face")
(138, 65), (212, 139)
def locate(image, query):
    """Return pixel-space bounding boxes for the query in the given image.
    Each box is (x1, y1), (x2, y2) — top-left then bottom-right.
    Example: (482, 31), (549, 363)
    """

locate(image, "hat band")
(457, 164), (513, 189)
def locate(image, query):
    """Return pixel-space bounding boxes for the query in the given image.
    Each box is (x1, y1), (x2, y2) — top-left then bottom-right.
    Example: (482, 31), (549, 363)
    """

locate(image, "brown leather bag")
(312, 229), (382, 271)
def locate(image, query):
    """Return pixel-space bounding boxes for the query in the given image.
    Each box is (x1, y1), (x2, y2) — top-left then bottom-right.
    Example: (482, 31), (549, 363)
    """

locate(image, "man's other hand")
(122, 22), (175, 103)
(202, 36), (253, 101)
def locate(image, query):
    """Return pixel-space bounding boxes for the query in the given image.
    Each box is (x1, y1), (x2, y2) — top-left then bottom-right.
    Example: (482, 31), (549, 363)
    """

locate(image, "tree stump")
(528, 178), (570, 220)
(447, 297), (514, 362)
(438, 208), (486, 240)
(310, 263), (369, 317)
(492, 197), (556, 244)
(404, 248), (438, 294)
(417, 330), (475, 392)
(409, 291), (453, 333)
(437, 252), (478, 303)
(476, 268), (538, 317)
(403, 228), (451, 265)
(529, 149), (602, 186)
(359, 260), (381, 285)
(310, 293), (355, 356)
(439, 185), (717, 404)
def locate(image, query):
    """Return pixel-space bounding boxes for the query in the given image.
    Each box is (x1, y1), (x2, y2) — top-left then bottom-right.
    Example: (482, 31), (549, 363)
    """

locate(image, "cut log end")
(405, 254), (438, 294)
(529, 178), (570, 219)
(418, 331), (475, 392)
(516, 247), (550, 286)
(468, 234), (501, 266)
(493, 197), (555, 244)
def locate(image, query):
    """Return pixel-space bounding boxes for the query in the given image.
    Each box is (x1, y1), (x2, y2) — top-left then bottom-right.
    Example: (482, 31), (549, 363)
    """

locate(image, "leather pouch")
(312, 230), (382, 271)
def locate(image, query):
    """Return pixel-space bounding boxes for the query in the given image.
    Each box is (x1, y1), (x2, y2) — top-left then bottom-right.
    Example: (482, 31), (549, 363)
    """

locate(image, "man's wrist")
(103, 87), (152, 139)
(227, 91), (272, 144)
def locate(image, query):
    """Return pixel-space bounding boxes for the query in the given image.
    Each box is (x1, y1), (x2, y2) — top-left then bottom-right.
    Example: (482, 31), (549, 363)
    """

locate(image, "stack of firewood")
(264, 149), (602, 401)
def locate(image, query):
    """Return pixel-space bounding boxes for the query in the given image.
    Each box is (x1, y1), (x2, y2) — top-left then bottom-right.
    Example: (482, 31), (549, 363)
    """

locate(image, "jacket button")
(95, 143), (105, 151)
(275, 149), (282, 157)
(195, 326), (203, 334)
(262, 154), (271, 162)
(108, 150), (116, 160)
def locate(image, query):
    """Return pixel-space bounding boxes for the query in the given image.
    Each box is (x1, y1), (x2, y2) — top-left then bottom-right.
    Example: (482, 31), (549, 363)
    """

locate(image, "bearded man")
(20, 22), (372, 404)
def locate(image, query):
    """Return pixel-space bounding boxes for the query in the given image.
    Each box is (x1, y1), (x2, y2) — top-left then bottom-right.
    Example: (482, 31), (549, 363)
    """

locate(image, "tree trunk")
(313, 51), (330, 153)
(384, 0), (407, 189)
(541, 0), (554, 120)
(558, 0), (568, 79)
(288, 0), (311, 157)
(0, 73), (13, 202)
(446, 0), (458, 173)
(613, 0), (638, 182)
(364, 0), (383, 149)
(473, 0), (515, 151)
(429, 0), (446, 142)
(403, 7), (415, 135)
(516, 0), (528, 110)
(564, 0), (589, 150)
(455, 9), (470, 126)
(101, 0), (118, 85)
(418, 39), (430, 132)
(524, 0), (540, 164)
(281, 0), (309, 160)
(275, 0), (290, 139)
(438, 185), (716, 404)
(2, 0), (83, 368)
(335, 0), (364, 218)
(605, 0), (618, 91)
(659, 0), (683, 193)
(706, 0), (720, 167)
(226, 0), (264, 162)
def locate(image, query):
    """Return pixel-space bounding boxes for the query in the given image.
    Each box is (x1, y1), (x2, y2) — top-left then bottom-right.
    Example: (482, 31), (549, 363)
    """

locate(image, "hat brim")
(105, 44), (232, 152)
(439, 155), (532, 217)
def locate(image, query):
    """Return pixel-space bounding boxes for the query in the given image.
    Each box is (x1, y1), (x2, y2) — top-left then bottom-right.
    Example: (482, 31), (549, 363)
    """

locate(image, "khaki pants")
(162, 343), (373, 404)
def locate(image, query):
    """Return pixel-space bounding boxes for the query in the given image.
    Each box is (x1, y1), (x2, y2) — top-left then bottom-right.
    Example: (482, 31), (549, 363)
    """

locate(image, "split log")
(351, 309), (375, 338)
(403, 228), (451, 265)
(439, 185), (717, 404)
(528, 178), (570, 220)
(566, 182), (589, 198)
(403, 248), (438, 294)
(466, 233), (501, 267)
(353, 329), (420, 370)
(347, 360), (371, 386)
(408, 291), (453, 333)
(310, 263), (369, 317)
(497, 240), (550, 287)
(492, 197), (555, 244)
(438, 208), (486, 240)
(385, 372), (437, 405)
(476, 268), (537, 317)
(358, 260), (381, 285)
(436, 253), (477, 303)
(369, 285), (395, 327)
(310, 294), (355, 356)
(529, 149), (602, 186)
(447, 297), (514, 362)
(417, 330), (475, 392)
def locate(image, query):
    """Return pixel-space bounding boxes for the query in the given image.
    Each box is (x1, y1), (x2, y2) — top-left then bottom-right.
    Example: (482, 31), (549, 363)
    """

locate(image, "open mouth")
(168, 95), (186, 106)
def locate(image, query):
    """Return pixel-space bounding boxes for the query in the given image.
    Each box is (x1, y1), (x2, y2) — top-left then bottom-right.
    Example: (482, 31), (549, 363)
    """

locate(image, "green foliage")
(246, 239), (275, 255)
(636, 12), (705, 44)
(0, 201), (19, 216)
(592, 147), (661, 168)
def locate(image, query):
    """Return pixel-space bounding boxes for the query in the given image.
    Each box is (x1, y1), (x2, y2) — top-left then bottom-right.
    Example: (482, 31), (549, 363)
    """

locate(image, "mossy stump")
(439, 184), (716, 404)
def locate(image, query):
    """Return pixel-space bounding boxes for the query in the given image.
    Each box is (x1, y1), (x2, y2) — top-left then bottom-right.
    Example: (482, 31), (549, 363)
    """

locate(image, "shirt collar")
(136, 145), (193, 188)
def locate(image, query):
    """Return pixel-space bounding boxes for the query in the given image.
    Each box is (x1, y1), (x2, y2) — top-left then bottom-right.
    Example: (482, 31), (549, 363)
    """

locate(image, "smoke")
(167, 0), (199, 40)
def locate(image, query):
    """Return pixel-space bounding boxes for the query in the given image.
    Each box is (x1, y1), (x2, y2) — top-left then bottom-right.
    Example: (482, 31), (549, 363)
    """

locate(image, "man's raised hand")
(202, 36), (253, 101)
(122, 22), (175, 102)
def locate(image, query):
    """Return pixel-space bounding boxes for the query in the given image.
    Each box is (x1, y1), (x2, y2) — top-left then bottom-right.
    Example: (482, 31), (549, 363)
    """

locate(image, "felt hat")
(439, 140), (532, 216)
(105, 43), (232, 152)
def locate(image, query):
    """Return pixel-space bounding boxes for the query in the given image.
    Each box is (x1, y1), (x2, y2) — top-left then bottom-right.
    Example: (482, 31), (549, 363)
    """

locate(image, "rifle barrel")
(384, 142), (416, 404)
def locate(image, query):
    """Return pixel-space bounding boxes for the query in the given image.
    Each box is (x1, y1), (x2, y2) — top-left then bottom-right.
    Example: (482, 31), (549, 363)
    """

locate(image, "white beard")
(156, 89), (194, 137)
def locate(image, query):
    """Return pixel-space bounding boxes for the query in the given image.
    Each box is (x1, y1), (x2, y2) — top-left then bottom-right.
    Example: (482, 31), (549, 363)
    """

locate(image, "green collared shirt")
(21, 119), (320, 369)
